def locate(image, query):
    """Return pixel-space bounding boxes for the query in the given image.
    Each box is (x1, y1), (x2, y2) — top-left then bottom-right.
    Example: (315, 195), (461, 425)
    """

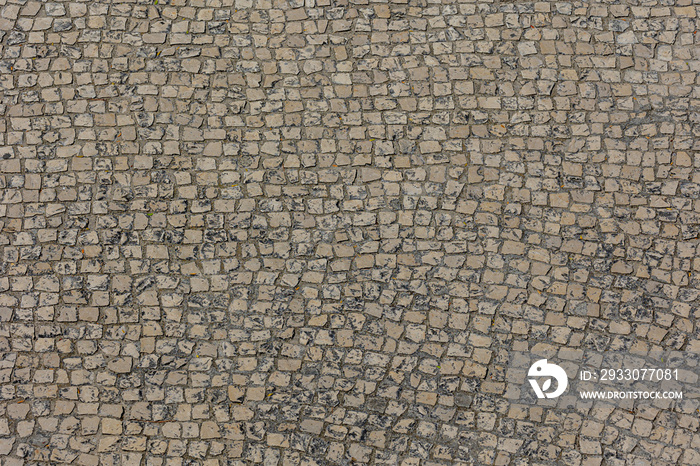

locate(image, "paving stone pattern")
(1, 0), (700, 464)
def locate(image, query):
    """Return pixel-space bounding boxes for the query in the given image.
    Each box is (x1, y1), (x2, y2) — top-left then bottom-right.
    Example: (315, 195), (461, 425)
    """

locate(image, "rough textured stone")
(0, 0), (699, 465)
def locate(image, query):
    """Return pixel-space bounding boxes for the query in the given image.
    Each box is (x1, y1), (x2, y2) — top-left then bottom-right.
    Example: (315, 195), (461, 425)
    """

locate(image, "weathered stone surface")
(0, 0), (699, 464)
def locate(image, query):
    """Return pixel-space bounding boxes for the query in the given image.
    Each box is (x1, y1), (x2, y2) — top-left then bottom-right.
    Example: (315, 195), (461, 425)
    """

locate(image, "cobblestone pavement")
(1, 0), (700, 464)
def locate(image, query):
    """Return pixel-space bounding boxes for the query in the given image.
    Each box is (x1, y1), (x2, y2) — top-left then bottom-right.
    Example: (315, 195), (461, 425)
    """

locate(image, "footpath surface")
(0, 0), (699, 464)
